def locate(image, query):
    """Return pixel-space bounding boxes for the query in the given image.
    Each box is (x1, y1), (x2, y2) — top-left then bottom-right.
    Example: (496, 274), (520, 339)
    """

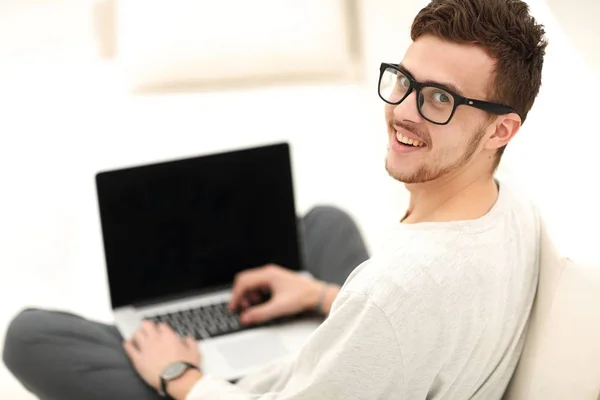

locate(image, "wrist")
(304, 280), (339, 316)
(167, 369), (203, 400)
(319, 284), (339, 316)
(302, 279), (324, 311)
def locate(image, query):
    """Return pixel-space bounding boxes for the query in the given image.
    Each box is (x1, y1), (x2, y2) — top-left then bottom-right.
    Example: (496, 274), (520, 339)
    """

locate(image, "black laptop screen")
(96, 143), (302, 309)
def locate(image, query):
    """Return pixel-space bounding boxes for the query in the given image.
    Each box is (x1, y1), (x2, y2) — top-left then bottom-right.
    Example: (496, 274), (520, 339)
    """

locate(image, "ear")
(483, 113), (522, 151)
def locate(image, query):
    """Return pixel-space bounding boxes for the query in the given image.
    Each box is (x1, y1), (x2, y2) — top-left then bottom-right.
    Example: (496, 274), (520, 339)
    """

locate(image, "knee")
(3, 308), (44, 374)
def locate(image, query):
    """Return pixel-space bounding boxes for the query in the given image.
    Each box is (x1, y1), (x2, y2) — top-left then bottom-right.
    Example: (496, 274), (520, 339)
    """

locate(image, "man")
(4, 0), (548, 398)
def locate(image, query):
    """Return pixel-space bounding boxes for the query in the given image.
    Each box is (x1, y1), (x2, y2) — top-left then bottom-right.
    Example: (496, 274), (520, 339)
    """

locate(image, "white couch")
(503, 223), (600, 399)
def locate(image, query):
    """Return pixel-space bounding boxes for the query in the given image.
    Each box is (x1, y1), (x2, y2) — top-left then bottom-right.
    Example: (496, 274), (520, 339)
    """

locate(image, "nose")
(392, 90), (424, 123)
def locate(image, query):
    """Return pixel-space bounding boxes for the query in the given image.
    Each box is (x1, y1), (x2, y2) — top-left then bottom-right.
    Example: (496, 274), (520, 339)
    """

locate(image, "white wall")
(0, 0), (599, 398)
(498, 0), (600, 264)
(545, 0), (600, 85)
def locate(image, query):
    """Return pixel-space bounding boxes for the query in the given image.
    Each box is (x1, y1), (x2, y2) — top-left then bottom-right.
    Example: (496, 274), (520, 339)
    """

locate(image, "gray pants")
(3, 206), (369, 400)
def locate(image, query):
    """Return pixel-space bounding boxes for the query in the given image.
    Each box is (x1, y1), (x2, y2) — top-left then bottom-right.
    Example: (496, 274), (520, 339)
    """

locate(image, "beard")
(386, 123), (487, 184)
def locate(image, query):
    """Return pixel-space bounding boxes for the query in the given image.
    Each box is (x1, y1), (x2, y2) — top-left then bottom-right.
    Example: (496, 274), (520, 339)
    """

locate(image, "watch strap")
(159, 362), (200, 398)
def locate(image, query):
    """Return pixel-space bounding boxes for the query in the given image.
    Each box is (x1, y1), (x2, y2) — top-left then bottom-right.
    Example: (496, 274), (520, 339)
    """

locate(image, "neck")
(402, 165), (498, 224)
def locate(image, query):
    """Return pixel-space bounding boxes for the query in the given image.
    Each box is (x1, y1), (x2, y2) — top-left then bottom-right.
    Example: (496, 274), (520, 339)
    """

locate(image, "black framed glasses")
(378, 63), (519, 125)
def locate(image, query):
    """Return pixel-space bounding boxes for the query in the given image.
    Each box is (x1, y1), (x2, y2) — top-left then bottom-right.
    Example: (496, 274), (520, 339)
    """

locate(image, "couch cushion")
(116, 0), (360, 92)
(503, 223), (600, 399)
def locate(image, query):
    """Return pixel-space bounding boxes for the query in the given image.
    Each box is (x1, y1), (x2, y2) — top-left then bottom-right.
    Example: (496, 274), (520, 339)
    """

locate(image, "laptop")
(95, 142), (322, 381)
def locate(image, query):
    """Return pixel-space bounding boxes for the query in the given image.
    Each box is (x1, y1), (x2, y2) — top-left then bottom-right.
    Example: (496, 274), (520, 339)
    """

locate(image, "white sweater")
(188, 182), (541, 399)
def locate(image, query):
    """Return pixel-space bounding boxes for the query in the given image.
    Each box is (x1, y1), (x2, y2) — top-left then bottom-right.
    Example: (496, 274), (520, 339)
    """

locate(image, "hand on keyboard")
(228, 264), (325, 326)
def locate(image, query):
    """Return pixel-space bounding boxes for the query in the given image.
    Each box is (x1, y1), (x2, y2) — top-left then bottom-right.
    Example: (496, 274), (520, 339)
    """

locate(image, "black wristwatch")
(158, 361), (200, 398)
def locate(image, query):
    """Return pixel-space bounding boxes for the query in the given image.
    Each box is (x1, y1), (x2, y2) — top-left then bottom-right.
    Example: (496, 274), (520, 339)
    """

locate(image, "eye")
(398, 76), (410, 89)
(433, 91), (451, 103)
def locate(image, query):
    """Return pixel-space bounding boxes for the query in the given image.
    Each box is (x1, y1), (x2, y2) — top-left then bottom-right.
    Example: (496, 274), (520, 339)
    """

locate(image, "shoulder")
(338, 180), (541, 312)
(497, 179), (541, 223)
(340, 251), (447, 314)
(339, 235), (528, 318)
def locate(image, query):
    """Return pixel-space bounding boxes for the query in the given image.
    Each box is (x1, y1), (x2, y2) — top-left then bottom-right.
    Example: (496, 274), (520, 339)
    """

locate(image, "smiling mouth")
(395, 131), (426, 147)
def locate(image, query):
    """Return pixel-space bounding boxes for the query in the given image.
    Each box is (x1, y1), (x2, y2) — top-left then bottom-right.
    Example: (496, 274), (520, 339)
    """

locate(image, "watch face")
(162, 362), (188, 380)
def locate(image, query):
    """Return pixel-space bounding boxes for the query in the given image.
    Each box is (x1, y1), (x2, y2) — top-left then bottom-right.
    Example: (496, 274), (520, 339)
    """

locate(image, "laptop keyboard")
(144, 302), (300, 340)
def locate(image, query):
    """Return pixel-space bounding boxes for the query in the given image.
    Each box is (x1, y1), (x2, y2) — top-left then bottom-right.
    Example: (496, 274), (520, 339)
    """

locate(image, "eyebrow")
(398, 63), (465, 97)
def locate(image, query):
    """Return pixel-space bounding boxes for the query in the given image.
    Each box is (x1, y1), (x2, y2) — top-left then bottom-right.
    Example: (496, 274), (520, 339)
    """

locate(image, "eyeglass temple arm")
(462, 98), (518, 116)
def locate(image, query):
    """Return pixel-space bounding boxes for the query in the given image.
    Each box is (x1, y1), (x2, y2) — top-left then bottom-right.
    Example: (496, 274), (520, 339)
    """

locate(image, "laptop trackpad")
(217, 332), (288, 370)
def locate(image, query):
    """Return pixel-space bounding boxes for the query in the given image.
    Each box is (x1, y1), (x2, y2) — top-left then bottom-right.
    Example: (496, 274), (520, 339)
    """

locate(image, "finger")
(240, 298), (249, 310)
(140, 320), (158, 337)
(185, 336), (196, 348)
(248, 291), (262, 305)
(157, 322), (173, 335)
(240, 301), (282, 325)
(132, 330), (146, 350)
(123, 340), (140, 363)
(230, 268), (272, 311)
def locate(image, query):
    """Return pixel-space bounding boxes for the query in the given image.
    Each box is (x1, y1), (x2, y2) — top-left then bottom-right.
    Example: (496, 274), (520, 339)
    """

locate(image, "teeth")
(395, 131), (424, 147)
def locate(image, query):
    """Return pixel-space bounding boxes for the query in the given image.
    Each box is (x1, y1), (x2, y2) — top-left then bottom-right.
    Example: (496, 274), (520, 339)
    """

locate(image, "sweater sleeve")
(186, 291), (403, 400)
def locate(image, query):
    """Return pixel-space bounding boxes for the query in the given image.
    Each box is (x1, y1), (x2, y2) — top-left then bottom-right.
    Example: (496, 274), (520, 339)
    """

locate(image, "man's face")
(385, 34), (498, 184)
